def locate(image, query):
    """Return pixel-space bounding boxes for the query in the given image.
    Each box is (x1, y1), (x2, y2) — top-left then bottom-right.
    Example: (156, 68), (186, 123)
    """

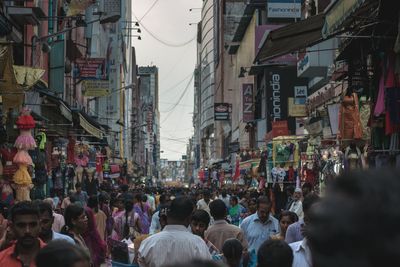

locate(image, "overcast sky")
(132, 0), (202, 161)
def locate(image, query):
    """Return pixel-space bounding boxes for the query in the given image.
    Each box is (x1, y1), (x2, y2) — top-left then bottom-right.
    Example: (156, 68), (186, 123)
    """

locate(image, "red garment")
(0, 148), (18, 178)
(288, 166), (295, 182)
(96, 153), (104, 172)
(305, 168), (316, 186)
(15, 115), (35, 130)
(0, 239), (46, 267)
(67, 138), (76, 164)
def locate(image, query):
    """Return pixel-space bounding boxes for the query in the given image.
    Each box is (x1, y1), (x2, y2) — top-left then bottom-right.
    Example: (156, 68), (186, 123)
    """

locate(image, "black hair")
(37, 201), (53, 218)
(257, 239), (293, 267)
(120, 184), (129, 193)
(302, 193), (320, 214)
(75, 182), (82, 189)
(98, 192), (110, 204)
(10, 201), (40, 222)
(159, 194), (168, 204)
(302, 182), (313, 190)
(230, 196), (239, 204)
(257, 196), (271, 208)
(203, 190), (211, 197)
(221, 189), (227, 198)
(167, 197), (194, 221)
(279, 211), (298, 223)
(35, 240), (90, 267)
(209, 199), (227, 220)
(222, 238), (243, 266)
(87, 195), (99, 212)
(62, 204), (84, 234)
(191, 209), (210, 226)
(308, 170), (400, 267)
(286, 186), (295, 195)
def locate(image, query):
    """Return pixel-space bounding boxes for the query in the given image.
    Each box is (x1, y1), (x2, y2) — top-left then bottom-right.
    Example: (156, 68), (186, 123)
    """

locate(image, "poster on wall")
(242, 83), (254, 122)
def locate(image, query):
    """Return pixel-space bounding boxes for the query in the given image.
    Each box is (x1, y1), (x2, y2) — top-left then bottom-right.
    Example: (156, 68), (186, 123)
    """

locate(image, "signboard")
(266, 67), (308, 133)
(242, 83), (254, 123)
(82, 80), (110, 96)
(267, 0), (302, 18)
(288, 98), (307, 117)
(214, 103), (230, 121)
(272, 121), (289, 137)
(75, 58), (108, 80)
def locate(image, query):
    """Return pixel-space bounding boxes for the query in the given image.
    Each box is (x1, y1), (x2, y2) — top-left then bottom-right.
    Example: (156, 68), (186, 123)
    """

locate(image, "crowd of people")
(0, 169), (398, 267)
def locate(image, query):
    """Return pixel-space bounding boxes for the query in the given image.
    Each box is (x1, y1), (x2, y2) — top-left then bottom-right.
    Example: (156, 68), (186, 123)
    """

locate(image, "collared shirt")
(240, 213), (280, 252)
(52, 231), (75, 244)
(289, 239), (312, 267)
(289, 200), (304, 220)
(138, 225), (212, 267)
(52, 212), (65, 233)
(0, 239), (47, 267)
(149, 211), (160, 235)
(205, 220), (248, 252)
(285, 220), (304, 244)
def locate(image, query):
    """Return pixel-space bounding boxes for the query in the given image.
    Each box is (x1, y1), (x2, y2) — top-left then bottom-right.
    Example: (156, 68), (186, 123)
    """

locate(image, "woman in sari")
(134, 193), (151, 234)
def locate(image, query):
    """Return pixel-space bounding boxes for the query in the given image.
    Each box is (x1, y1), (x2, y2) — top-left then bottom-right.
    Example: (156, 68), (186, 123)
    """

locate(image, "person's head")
(114, 196), (125, 211)
(35, 240), (90, 267)
(87, 195), (99, 211)
(167, 197), (194, 226)
(278, 211), (298, 237)
(43, 198), (55, 211)
(302, 193), (321, 233)
(302, 182), (313, 197)
(98, 192), (110, 205)
(134, 193), (143, 203)
(159, 193), (170, 205)
(119, 184), (129, 193)
(190, 210), (210, 238)
(37, 201), (55, 238)
(257, 239), (293, 267)
(248, 198), (257, 214)
(222, 238), (243, 267)
(229, 196), (239, 207)
(209, 199), (227, 220)
(308, 170), (400, 267)
(159, 206), (169, 230)
(64, 204), (88, 234)
(9, 201), (41, 249)
(203, 190), (211, 202)
(293, 188), (302, 201)
(286, 186), (295, 198)
(221, 189), (227, 198)
(124, 199), (134, 213)
(256, 196), (272, 223)
(75, 183), (82, 194)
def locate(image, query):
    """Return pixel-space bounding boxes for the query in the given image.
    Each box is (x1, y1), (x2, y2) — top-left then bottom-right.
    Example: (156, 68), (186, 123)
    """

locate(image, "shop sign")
(242, 84), (254, 122)
(214, 103), (230, 121)
(272, 121), (289, 137)
(75, 58), (108, 80)
(79, 114), (104, 139)
(288, 98), (307, 117)
(307, 84), (336, 111)
(82, 80), (110, 97)
(267, 0), (301, 18)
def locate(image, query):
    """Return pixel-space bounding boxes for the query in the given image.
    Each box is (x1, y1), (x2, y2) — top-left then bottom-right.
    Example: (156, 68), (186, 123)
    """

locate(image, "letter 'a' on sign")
(242, 83), (254, 123)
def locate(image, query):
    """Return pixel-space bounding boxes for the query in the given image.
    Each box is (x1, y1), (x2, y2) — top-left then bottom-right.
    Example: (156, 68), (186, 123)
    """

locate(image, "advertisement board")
(82, 80), (110, 97)
(242, 83), (254, 123)
(74, 58), (108, 80)
(214, 103), (230, 121)
(267, 0), (302, 18)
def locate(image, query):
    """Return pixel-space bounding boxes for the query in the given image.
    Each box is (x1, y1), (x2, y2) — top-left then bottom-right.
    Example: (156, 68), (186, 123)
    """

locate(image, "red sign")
(272, 120), (289, 137)
(242, 83), (254, 122)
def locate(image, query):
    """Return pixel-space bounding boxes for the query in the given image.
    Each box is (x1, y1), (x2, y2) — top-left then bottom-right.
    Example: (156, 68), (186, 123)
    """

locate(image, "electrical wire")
(132, 12), (196, 47)
(161, 74), (194, 116)
(160, 72), (193, 96)
(138, 0), (160, 22)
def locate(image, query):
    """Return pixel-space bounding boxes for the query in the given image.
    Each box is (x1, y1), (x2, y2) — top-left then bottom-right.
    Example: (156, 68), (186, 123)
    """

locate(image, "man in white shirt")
(197, 190), (212, 214)
(145, 188), (156, 212)
(289, 188), (303, 220)
(138, 197), (211, 267)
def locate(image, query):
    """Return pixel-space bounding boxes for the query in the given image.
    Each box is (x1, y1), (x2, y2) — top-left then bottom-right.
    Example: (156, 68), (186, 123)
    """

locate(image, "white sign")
(267, 2), (301, 18)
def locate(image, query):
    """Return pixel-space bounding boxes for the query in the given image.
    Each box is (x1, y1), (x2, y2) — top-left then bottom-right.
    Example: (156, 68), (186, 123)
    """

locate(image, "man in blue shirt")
(240, 196), (279, 253)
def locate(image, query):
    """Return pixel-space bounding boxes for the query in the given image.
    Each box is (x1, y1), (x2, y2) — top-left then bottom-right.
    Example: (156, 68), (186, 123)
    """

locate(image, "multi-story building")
(138, 66), (160, 179)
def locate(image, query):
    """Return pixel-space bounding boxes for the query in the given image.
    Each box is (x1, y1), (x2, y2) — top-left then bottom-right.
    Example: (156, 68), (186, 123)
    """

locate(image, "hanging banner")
(82, 80), (110, 96)
(74, 58), (108, 80)
(272, 120), (289, 137)
(242, 83), (254, 122)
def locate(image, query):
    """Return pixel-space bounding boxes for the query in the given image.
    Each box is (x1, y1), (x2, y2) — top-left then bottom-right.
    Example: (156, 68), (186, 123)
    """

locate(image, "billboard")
(266, 67), (308, 134)
(74, 58), (108, 80)
(214, 103), (230, 121)
(82, 80), (110, 97)
(267, 0), (302, 18)
(242, 83), (254, 123)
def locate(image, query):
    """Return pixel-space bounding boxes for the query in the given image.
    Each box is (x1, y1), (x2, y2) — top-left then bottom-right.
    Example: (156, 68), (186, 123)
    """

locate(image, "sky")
(132, 0), (202, 161)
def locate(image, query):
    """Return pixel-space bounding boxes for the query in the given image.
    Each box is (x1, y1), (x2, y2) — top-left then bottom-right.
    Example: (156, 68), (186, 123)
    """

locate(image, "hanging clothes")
(338, 93), (363, 140)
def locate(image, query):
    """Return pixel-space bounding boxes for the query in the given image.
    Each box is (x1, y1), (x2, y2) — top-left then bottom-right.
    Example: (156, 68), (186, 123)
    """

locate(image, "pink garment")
(52, 212), (65, 233)
(75, 155), (89, 167)
(374, 74), (386, 116)
(13, 150), (33, 165)
(15, 130), (36, 150)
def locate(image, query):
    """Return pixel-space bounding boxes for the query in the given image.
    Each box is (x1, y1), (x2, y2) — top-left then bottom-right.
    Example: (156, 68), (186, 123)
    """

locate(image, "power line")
(161, 74), (194, 115)
(132, 12), (196, 47)
(138, 0), (160, 22)
(160, 72), (193, 97)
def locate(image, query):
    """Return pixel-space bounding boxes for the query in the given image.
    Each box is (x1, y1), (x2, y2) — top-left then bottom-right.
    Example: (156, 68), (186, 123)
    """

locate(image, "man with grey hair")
(43, 198), (65, 233)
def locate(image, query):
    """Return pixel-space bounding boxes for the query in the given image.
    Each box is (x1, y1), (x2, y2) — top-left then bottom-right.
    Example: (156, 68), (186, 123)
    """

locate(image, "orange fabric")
(0, 239), (46, 267)
(338, 93), (363, 140)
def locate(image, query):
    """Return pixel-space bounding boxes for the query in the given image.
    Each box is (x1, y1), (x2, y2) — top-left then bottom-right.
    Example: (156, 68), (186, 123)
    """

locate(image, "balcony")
(7, 6), (45, 26)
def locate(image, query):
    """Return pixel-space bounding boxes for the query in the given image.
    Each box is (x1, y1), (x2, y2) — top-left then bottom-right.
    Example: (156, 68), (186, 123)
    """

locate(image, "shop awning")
(322, 0), (366, 38)
(255, 13), (325, 62)
(78, 112), (104, 139)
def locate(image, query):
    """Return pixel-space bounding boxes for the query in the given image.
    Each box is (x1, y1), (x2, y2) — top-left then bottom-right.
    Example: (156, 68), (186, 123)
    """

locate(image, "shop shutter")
(49, 40), (65, 93)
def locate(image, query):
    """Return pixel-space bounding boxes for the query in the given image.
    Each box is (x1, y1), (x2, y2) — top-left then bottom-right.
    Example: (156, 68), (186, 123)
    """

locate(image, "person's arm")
(285, 224), (296, 243)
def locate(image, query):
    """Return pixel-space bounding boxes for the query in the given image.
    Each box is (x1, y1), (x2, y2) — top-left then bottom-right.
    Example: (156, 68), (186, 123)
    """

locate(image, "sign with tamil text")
(82, 80), (110, 97)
